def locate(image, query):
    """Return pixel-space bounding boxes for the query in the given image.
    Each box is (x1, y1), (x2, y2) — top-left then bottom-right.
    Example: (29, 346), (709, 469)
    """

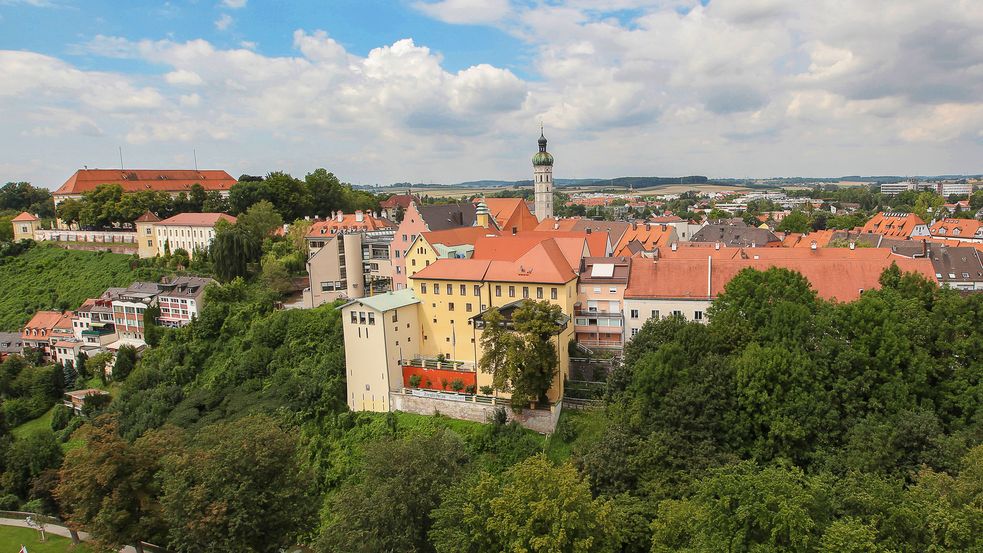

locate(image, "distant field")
(416, 186), (525, 199)
(415, 183), (754, 198)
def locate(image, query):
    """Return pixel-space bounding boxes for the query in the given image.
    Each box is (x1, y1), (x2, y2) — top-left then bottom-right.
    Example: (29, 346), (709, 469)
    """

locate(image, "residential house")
(929, 218), (983, 243)
(111, 282), (162, 343)
(575, 257), (630, 350)
(379, 192), (419, 221)
(483, 198), (540, 234)
(73, 294), (119, 339)
(390, 201), (481, 290)
(304, 211), (396, 307)
(21, 311), (73, 360)
(154, 213), (236, 258)
(135, 211), (161, 258)
(157, 277), (214, 326)
(612, 222), (677, 256)
(340, 289), (422, 412)
(690, 224), (781, 247)
(63, 389), (110, 414)
(861, 212), (930, 239)
(535, 218), (628, 254)
(0, 332), (23, 360)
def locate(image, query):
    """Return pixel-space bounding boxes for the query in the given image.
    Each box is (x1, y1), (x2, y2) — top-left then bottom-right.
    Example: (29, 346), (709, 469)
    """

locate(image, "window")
(609, 287), (617, 293)
(522, 287), (529, 299)
(694, 311), (703, 321)
(145, 227), (152, 235)
(536, 287), (543, 299)
(434, 283), (440, 295)
(551, 287), (557, 300)
(392, 312), (398, 323)
(593, 287), (601, 293)
(359, 312), (366, 324)
(402, 234), (407, 241)
(474, 285), (480, 296)
(509, 286), (515, 298)
(350, 312), (357, 324)
(395, 251), (401, 258)
(466, 303), (472, 312)
(460, 284), (466, 295)
(396, 267), (402, 274)
(421, 283), (427, 294)
(446, 284), (452, 295)
(630, 309), (639, 319)
(448, 302), (455, 311)
(672, 310), (682, 317)
(496, 285), (502, 297)
(651, 310), (659, 319)
(367, 313), (376, 325)
(412, 259), (417, 266)
(147, 240), (152, 246)
(631, 328), (639, 336)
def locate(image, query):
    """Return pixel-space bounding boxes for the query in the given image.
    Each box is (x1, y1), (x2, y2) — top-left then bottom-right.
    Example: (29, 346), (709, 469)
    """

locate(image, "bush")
(425, 379), (432, 389)
(0, 494), (20, 510)
(2, 396), (51, 427)
(465, 384), (477, 395)
(58, 417), (85, 443)
(50, 405), (73, 431)
(440, 378), (449, 390)
(480, 385), (493, 396)
(408, 375), (422, 388)
(451, 379), (465, 392)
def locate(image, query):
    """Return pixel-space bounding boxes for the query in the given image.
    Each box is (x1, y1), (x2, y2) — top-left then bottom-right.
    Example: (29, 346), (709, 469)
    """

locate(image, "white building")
(155, 213), (236, 258)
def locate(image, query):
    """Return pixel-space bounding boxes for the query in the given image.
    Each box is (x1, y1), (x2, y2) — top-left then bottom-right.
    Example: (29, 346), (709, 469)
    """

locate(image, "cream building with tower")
(533, 128), (554, 222)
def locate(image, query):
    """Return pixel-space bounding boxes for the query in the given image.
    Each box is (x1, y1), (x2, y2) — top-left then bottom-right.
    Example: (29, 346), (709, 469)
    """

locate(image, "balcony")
(402, 357), (477, 393)
(403, 355), (475, 372)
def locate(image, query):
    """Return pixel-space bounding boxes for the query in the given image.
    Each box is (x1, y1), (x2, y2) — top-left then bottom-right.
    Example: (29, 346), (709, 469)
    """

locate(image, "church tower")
(532, 127), (554, 221)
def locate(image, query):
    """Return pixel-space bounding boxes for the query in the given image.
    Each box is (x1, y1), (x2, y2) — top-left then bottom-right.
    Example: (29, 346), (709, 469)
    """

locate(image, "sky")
(0, 0), (981, 189)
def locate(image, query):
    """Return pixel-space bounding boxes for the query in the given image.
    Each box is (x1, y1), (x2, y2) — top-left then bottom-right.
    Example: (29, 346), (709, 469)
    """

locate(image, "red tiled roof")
(22, 310), (73, 339)
(306, 213), (394, 236)
(380, 194), (418, 209)
(54, 169), (237, 196)
(781, 230), (837, 248)
(613, 224), (675, 256)
(861, 212), (927, 239)
(158, 213), (236, 227)
(12, 211), (38, 222)
(411, 259), (491, 281)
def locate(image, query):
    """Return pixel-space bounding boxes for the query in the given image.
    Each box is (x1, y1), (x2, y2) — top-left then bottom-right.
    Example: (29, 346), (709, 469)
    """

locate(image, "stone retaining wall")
(390, 392), (562, 434)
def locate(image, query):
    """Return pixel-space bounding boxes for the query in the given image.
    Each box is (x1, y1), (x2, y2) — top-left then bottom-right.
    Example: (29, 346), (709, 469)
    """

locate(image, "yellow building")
(408, 236), (579, 404)
(11, 212), (39, 241)
(134, 211), (161, 258)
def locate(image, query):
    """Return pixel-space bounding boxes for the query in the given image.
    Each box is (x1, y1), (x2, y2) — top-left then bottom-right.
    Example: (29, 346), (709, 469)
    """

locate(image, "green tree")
(210, 223), (261, 282)
(430, 455), (618, 553)
(112, 345), (138, 382)
(161, 414), (316, 553)
(4, 430), (62, 498)
(319, 432), (470, 553)
(56, 416), (182, 553)
(478, 300), (563, 409)
(237, 200), (284, 239)
(777, 210), (812, 233)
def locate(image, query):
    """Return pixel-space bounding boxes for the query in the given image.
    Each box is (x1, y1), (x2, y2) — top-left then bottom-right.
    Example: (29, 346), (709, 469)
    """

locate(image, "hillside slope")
(0, 245), (166, 331)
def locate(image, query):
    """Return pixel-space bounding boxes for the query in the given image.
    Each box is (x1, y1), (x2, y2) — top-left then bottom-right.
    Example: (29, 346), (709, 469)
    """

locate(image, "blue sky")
(0, 0), (981, 188)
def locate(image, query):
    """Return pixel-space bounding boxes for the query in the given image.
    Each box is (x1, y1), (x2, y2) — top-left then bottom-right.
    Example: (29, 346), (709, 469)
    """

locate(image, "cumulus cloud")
(3, 0), (983, 187)
(214, 13), (233, 30)
(221, 0), (246, 7)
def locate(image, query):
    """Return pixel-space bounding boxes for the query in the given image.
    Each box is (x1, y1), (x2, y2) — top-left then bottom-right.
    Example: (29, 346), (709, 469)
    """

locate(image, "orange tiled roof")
(482, 198), (540, 233)
(781, 230), (837, 248)
(625, 250), (937, 303)
(380, 194), (418, 209)
(158, 213), (236, 227)
(861, 212), (927, 239)
(54, 169), (237, 196)
(930, 218), (983, 239)
(613, 223), (675, 256)
(134, 211), (161, 223)
(22, 310), (73, 339)
(411, 238), (577, 284)
(307, 213), (395, 236)
(12, 211), (38, 222)
(423, 227), (500, 247)
(472, 232), (593, 263)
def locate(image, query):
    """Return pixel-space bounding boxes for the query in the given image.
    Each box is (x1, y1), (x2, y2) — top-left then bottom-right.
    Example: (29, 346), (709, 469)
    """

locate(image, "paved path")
(0, 517), (138, 553)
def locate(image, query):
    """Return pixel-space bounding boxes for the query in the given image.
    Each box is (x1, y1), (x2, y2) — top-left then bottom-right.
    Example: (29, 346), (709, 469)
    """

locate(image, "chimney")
(849, 241), (855, 250)
(553, 222), (559, 230)
(810, 240), (817, 250)
(511, 226), (517, 235)
(355, 210), (364, 222)
(715, 242), (720, 250)
(671, 242), (678, 252)
(337, 211), (344, 223)
(585, 228), (592, 235)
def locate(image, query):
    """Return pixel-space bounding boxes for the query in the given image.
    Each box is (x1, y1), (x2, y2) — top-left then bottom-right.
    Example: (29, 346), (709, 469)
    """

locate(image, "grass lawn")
(546, 408), (609, 462)
(11, 406), (55, 440)
(0, 525), (93, 552)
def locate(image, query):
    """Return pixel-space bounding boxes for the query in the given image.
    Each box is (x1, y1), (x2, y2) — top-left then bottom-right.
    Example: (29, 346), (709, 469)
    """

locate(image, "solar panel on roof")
(591, 263), (615, 278)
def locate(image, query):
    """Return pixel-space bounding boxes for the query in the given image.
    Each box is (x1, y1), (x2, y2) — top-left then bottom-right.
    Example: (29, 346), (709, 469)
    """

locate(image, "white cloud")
(220, 0), (246, 8)
(3, 0), (983, 188)
(413, 0), (511, 25)
(214, 13), (233, 31)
